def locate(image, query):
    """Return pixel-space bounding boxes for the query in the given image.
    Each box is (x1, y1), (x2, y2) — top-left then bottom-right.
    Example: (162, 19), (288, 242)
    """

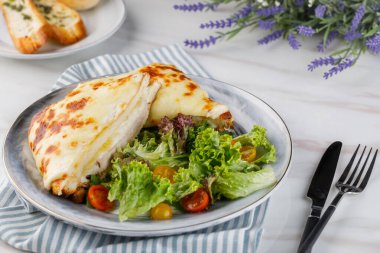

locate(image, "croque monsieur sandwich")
(28, 63), (233, 200)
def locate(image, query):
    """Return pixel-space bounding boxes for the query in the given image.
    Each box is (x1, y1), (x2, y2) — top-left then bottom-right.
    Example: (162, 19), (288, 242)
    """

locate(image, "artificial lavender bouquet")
(174, 0), (380, 79)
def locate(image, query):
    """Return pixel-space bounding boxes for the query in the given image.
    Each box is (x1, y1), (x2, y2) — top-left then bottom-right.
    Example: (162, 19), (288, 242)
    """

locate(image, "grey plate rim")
(3, 74), (292, 236)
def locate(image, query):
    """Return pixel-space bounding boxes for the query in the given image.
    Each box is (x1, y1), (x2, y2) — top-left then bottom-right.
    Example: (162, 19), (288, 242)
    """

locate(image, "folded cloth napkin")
(0, 44), (270, 253)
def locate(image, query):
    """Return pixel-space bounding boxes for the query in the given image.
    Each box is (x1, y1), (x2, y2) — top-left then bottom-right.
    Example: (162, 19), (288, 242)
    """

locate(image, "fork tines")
(336, 145), (378, 193)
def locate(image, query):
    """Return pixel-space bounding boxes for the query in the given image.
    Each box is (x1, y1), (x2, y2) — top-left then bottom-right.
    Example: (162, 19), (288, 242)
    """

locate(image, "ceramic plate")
(3, 75), (292, 236)
(0, 0), (126, 59)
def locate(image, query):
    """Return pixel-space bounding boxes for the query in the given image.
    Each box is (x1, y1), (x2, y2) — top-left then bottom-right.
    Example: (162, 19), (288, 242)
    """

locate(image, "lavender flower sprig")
(258, 20), (276, 30)
(366, 34), (380, 54)
(200, 4), (253, 29)
(317, 31), (337, 52)
(256, 6), (284, 17)
(288, 33), (301, 49)
(258, 30), (283, 45)
(315, 5), (326, 18)
(344, 5), (365, 41)
(348, 5), (366, 32)
(308, 57), (339, 71)
(175, 0), (378, 79)
(184, 35), (220, 49)
(297, 26), (316, 37)
(323, 58), (354, 79)
(173, 2), (215, 12)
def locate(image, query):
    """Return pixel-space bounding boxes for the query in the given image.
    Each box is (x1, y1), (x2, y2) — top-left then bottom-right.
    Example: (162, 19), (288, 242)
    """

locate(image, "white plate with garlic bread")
(0, 0), (126, 59)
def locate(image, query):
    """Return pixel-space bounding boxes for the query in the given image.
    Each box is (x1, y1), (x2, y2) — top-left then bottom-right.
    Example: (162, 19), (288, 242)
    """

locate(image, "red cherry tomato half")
(180, 188), (210, 213)
(87, 185), (114, 212)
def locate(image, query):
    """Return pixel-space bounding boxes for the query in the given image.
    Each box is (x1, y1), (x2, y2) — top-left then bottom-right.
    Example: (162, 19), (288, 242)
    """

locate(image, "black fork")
(298, 145), (378, 253)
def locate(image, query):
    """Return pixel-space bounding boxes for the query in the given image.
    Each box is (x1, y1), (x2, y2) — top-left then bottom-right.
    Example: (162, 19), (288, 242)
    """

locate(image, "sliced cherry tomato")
(153, 165), (176, 183)
(87, 185), (114, 212)
(240, 146), (257, 162)
(180, 188), (210, 213)
(150, 203), (173, 220)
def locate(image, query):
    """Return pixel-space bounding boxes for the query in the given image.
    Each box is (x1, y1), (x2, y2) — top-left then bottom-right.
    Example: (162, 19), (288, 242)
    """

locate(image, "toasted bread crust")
(1, 0), (49, 54)
(49, 16), (86, 45)
(34, 0), (87, 45)
(9, 24), (49, 54)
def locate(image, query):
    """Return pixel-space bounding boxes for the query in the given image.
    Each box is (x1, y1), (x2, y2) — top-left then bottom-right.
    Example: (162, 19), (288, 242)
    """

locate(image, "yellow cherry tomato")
(153, 165), (176, 183)
(150, 203), (173, 220)
(240, 146), (257, 162)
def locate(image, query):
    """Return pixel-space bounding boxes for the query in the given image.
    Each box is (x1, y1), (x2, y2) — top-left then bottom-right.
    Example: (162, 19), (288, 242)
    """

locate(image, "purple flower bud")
(199, 4), (253, 30)
(317, 31), (337, 52)
(256, 6), (284, 17)
(366, 34), (380, 54)
(184, 35), (220, 49)
(372, 3), (380, 11)
(234, 4), (254, 19)
(343, 5), (365, 41)
(288, 33), (301, 49)
(295, 0), (304, 7)
(350, 5), (366, 31)
(338, 0), (345, 11)
(315, 5), (327, 18)
(323, 58), (354, 79)
(258, 20), (276, 30)
(344, 31), (362, 42)
(258, 30), (284, 45)
(297, 26), (316, 37)
(173, 2), (216, 12)
(308, 56), (339, 71)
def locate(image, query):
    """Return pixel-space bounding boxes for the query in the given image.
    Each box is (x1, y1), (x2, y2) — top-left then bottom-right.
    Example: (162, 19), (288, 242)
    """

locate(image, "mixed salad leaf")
(107, 161), (172, 221)
(89, 114), (277, 221)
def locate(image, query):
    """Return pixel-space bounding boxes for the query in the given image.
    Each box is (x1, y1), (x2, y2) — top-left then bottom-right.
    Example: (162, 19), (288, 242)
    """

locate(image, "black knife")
(297, 141), (342, 253)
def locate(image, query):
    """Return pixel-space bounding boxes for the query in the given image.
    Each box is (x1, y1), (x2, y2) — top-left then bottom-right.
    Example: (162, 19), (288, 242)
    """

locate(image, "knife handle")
(298, 192), (344, 253)
(297, 216), (319, 253)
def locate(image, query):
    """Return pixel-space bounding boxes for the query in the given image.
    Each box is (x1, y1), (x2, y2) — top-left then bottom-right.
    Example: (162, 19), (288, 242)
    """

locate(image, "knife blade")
(297, 141), (342, 252)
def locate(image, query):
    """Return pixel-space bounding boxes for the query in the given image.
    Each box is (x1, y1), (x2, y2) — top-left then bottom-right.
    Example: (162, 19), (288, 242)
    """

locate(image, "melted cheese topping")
(141, 63), (231, 126)
(28, 70), (161, 195)
(28, 63), (232, 196)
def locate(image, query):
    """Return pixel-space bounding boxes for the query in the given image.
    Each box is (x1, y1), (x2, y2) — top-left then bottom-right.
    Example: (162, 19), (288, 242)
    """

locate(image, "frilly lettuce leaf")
(108, 160), (172, 221)
(212, 167), (276, 199)
(233, 125), (276, 164)
(187, 125), (277, 199)
(170, 168), (202, 202)
(107, 122), (277, 214)
(120, 138), (189, 168)
(188, 127), (241, 179)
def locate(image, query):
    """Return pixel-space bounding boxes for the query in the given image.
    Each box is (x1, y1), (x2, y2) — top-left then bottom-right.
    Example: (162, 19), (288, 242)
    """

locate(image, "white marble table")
(0, 0), (379, 252)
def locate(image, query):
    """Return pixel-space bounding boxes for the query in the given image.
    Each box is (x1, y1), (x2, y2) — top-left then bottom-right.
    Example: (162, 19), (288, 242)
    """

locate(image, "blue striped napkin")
(0, 44), (270, 253)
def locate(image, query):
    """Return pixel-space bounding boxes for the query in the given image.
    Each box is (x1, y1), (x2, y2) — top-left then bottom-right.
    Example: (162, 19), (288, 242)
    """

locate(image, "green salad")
(86, 114), (277, 221)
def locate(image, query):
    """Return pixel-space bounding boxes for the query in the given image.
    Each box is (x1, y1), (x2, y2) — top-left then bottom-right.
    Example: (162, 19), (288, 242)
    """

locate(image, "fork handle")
(298, 192), (344, 253)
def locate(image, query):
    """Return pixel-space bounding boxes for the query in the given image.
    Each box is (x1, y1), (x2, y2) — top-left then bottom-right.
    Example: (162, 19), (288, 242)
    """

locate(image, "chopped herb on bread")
(1, 0), (49, 54)
(0, 0), (87, 53)
(33, 0), (86, 45)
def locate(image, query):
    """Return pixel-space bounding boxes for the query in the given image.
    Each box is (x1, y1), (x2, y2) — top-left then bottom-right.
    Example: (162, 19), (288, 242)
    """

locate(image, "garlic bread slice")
(1, 0), (49, 54)
(33, 0), (86, 45)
